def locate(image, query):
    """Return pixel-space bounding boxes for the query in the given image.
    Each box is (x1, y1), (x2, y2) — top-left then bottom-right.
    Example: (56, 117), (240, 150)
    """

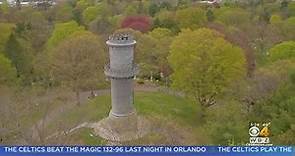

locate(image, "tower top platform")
(107, 33), (136, 47)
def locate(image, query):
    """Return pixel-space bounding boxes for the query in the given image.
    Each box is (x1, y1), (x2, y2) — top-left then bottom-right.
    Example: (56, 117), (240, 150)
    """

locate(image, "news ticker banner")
(0, 146), (294, 156)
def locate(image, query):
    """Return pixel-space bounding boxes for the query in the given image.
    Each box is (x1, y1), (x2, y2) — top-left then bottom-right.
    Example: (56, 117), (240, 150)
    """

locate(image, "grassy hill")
(46, 91), (209, 145)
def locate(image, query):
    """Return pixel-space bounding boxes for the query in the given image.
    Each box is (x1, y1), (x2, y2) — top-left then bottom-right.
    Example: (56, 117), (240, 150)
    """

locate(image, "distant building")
(198, 0), (222, 4)
(0, 0), (56, 7)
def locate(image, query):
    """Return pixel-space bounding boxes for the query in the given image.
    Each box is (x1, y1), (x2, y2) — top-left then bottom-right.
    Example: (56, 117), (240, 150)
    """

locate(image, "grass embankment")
(48, 92), (208, 145)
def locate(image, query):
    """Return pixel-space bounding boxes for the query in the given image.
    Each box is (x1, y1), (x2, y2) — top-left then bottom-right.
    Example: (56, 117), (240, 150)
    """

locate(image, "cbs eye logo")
(249, 123), (270, 137)
(249, 126), (260, 137)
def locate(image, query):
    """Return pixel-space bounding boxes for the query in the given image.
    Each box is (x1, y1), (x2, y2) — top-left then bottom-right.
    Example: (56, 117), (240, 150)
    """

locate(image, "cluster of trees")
(0, 0), (294, 144)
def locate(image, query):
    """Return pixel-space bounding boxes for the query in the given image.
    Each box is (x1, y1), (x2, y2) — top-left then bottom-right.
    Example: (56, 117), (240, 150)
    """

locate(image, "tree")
(137, 0), (144, 14)
(0, 0), (9, 17)
(13, 9), (52, 53)
(270, 14), (282, 24)
(51, 2), (74, 22)
(280, 17), (295, 40)
(204, 100), (248, 145)
(121, 16), (152, 33)
(134, 31), (158, 78)
(281, 0), (289, 10)
(26, 11), (52, 52)
(206, 22), (256, 77)
(123, 3), (138, 16)
(245, 20), (282, 65)
(88, 16), (114, 35)
(175, 7), (207, 29)
(269, 41), (295, 62)
(149, 28), (174, 81)
(168, 28), (246, 116)
(148, 3), (160, 17)
(206, 9), (215, 22)
(250, 61), (295, 144)
(239, 60), (294, 113)
(50, 32), (106, 106)
(82, 6), (100, 24)
(4, 34), (34, 85)
(46, 21), (85, 49)
(82, 3), (111, 25)
(153, 10), (179, 33)
(115, 28), (159, 80)
(0, 53), (17, 86)
(287, 2), (295, 17)
(215, 7), (251, 27)
(0, 23), (14, 52)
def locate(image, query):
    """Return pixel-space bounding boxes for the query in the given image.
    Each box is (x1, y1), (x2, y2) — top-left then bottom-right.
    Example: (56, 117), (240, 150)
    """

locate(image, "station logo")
(247, 122), (272, 146)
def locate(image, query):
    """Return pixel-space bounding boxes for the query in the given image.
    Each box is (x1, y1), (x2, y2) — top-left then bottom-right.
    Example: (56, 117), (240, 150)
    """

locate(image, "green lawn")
(47, 91), (208, 145)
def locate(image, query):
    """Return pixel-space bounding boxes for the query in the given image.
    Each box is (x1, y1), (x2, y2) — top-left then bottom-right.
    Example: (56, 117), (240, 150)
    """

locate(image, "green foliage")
(14, 9), (52, 52)
(50, 31), (106, 103)
(82, 2), (111, 24)
(4, 34), (34, 85)
(149, 27), (172, 39)
(148, 28), (173, 76)
(124, 4), (137, 16)
(245, 60), (295, 145)
(215, 7), (251, 27)
(0, 23), (14, 52)
(0, 0), (9, 14)
(0, 0), (294, 145)
(168, 28), (246, 107)
(252, 69), (295, 144)
(0, 53), (17, 85)
(46, 21), (85, 49)
(135, 32), (158, 78)
(82, 6), (100, 24)
(76, 0), (94, 10)
(270, 14), (282, 24)
(82, 4), (111, 24)
(54, 2), (74, 22)
(280, 17), (295, 40)
(149, 3), (160, 17)
(269, 41), (295, 62)
(88, 16), (114, 35)
(287, 2), (295, 17)
(206, 9), (215, 22)
(175, 7), (207, 29)
(205, 101), (248, 145)
(154, 10), (179, 33)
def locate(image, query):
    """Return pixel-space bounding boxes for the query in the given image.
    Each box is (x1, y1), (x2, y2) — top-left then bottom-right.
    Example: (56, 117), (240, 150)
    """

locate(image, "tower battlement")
(107, 33), (136, 45)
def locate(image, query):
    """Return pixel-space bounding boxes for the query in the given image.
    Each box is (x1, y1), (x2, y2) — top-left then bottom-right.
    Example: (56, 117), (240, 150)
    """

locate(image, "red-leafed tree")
(121, 16), (152, 33)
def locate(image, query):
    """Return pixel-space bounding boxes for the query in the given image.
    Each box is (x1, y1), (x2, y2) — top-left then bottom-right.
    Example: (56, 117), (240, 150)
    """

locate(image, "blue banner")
(0, 146), (294, 156)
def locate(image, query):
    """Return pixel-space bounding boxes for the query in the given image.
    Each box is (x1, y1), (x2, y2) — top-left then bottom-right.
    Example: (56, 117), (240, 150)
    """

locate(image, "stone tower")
(105, 33), (138, 118)
(93, 33), (149, 142)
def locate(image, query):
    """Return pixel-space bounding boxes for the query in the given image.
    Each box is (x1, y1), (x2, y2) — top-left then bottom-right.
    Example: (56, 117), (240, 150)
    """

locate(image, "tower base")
(92, 113), (150, 142)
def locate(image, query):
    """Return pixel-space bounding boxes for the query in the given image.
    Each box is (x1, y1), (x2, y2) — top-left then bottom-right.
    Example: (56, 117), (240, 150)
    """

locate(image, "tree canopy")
(269, 41), (295, 62)
(49, 31), (106, 105)
(46, 21), (85, 49)
(0, 23), (14, 52)
(169, 28), (246, 109)
(175, 7), (207, 29)
(0, 53), (17, 85)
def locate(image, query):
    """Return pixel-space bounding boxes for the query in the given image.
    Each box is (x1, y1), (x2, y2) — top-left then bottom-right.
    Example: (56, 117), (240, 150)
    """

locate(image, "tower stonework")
(105, 34), (138, 118)
(93, 33), (149, 142)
